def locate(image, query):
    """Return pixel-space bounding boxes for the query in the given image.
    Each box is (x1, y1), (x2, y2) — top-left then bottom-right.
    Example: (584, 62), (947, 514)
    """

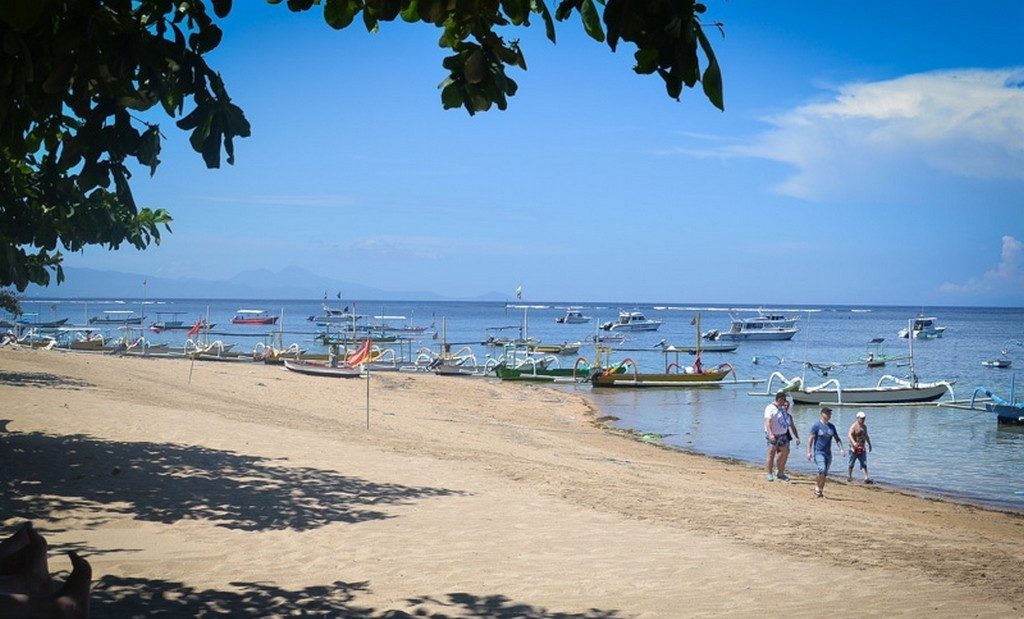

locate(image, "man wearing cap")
(806, 406), (845, 498)
(847, 411), (874, 483)
(763, 392), (799, 481)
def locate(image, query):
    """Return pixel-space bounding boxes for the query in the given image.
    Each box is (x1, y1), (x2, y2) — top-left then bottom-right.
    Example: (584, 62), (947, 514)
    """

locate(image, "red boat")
(231, 309), (279, 325)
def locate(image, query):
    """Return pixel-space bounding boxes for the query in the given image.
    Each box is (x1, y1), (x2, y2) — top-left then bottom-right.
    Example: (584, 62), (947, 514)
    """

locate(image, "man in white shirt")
(764, 391), (799, 481)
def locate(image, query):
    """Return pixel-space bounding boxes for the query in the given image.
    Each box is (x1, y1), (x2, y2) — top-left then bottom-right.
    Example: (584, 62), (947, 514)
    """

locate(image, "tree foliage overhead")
(0, 0), (722, 291)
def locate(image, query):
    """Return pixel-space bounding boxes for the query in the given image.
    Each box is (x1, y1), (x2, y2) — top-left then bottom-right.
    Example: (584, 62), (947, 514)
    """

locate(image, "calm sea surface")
(12, 298), (1024, 510)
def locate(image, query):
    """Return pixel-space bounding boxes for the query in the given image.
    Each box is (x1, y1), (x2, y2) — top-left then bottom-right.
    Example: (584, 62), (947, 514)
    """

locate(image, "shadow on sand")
(0, 371), (93, 389)
(0, 430), (465, 532)
(92, 576), (624, 618)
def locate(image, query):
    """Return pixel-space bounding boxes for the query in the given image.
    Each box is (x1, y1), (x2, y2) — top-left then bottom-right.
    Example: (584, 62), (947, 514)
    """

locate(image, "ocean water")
(11, 298), (1024, 510)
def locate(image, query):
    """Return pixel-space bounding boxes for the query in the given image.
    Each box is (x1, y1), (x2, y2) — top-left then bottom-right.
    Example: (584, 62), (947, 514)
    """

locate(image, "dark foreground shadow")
(0, 431), (465, 532)
(92, 576), (623, 618)
(0, 371), (93, 389)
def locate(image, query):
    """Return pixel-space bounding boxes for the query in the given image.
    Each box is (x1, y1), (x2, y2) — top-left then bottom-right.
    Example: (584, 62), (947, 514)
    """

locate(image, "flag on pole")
(347, 338), (373, 366)
(186, 320), (203, 338)
(515, 285), (522, 300)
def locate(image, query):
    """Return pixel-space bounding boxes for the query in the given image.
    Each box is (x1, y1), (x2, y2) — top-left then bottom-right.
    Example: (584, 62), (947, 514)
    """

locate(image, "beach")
(2, 346), (1022, 617)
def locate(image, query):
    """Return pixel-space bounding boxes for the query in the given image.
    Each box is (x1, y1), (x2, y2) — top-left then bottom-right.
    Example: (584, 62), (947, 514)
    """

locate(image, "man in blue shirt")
(806, 407), (845, 498)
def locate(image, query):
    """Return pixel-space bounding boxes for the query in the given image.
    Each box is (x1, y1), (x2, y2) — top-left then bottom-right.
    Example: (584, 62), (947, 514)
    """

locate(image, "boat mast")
(907, 319), (917, 386)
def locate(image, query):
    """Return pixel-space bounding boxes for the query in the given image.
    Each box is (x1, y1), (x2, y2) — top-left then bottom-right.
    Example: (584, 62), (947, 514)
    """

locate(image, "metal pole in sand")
(365, 366), (370, 429)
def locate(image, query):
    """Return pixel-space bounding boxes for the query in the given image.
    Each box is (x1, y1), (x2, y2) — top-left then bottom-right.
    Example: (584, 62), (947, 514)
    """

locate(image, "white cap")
(856, 411), (867, 418)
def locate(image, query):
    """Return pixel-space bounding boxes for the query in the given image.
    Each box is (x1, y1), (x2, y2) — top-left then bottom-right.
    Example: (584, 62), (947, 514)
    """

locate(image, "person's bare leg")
(54, 552), (91, 619)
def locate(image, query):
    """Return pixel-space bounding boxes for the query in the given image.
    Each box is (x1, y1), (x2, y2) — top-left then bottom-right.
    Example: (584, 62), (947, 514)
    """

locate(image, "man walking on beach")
(847, 411), (873, 483)
(806, 407), (845, 498)
(764, 392), (799, 481)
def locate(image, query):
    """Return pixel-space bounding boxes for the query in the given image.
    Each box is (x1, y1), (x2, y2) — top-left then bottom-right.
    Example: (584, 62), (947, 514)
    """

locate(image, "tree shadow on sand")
(0, 430), (465, 532)
(91, 576), (624, 618)
(0, 371), (92, 389)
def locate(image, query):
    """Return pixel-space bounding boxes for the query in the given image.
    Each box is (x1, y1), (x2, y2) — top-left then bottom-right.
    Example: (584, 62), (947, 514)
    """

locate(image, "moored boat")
(556, 308), (592, 324)
(600, 310), (662, 332)
(716, 309), (798, 341)
(283, 359), (361, 378)
(231, 309), (278, 325)
(898, 316), (946, 339)
(89, 310), (144, 325)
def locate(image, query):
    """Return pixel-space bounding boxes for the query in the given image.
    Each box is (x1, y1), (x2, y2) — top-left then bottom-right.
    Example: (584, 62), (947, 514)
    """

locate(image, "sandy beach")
(1, 346), (1022, 617)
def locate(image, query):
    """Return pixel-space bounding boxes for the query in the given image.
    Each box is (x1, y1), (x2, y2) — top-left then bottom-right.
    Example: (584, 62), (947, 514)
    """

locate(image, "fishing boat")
(307, 303), (362, 326)
(981, 358), (1012, 369)
(527, 341), (582, 355)
(656, 340), (738, 354)
(283, 359), (361, 378)
(89, 310), (143, 325)
(898, 315), (946, 339)
(769, 320), (953, 404)
(592, 313), (733, 387)
(15, 313), (69, 329)
(231, 309), (278, 325)
(715, 309), (798, 341)
(600, 310), (662, 332)
(968, 377), (1023, 426)
(555, 308), (592, 324)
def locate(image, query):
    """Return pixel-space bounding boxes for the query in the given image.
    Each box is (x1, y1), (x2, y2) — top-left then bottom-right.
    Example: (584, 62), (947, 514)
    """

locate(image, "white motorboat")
(898, 316), (946, 339)
(717, 309), (798, 341)
(601, 310), (662, 332)
(556, 308), (592, 324)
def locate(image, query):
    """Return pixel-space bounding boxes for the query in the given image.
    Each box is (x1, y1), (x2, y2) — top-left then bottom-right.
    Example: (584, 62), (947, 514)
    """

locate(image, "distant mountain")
(21, 266), (507, 302)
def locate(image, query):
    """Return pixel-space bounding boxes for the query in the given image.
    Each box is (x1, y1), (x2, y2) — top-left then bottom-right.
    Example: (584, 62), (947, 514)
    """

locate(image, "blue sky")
(62, 1), (1024, 306)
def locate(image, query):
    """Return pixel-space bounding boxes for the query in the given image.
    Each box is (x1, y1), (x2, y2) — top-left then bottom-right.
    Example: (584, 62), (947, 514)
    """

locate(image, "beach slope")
(1, 348), (1021, 616)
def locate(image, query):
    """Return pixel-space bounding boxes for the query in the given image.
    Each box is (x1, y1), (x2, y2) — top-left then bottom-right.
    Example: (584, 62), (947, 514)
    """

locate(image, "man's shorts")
(848, 446), (868, 469)
(814, 451), (832, 475)
(766, 433), (791, 448)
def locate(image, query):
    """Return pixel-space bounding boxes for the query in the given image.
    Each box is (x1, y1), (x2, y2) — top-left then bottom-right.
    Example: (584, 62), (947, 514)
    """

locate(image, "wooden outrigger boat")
(591, 313), (735, 388)
(967, 376), (1023, 426)
(283, 359), (361, 378)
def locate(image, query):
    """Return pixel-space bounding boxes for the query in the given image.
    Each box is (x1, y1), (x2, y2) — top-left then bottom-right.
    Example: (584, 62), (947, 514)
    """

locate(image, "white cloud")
(939, 235), (1024, 295)
(732, 68), (1024, 202)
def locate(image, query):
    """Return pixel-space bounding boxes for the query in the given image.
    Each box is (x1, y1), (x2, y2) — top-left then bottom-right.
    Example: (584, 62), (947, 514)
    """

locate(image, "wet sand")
(1, 347), (1022, 617)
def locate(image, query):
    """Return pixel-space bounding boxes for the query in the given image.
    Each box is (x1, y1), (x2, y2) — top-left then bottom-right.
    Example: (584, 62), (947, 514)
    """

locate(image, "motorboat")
(981, 358), (1012, 368)
(716, 310), (798, 341)
(231, 309), (278, 325)
(556, 308), (592, 324)
(600, 310), (662, 332)
(307, 303), (362, 326)
(898, 316), (946, 339)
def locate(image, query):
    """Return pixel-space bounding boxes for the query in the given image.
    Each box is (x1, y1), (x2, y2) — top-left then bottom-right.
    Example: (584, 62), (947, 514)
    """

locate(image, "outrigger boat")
(283, 359), (361, 378)
(15, 313), (69, 329)
(764, 320), (954, 405)
(967, 376), (1023, 426)
(89, 310), (143, 325)
(591, 313), (735, 388)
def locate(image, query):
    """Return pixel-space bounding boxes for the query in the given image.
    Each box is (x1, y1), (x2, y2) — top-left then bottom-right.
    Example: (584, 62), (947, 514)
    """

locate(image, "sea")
(10, 297), (1024, 511)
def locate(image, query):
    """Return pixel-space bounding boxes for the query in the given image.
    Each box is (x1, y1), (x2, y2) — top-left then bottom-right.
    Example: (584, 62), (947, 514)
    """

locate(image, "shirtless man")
(847, 411), (874, 483)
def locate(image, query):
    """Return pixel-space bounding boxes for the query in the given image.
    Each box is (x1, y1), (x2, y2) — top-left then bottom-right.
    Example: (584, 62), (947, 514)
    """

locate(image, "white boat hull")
(718, 329), (797, 341)
(790, 383), (949, 404)
(607, 322), (661, 332)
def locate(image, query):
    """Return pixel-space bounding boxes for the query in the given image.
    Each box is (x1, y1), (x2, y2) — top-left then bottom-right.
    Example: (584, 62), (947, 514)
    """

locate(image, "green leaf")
(212, 0), (232, 18)
(534, 0), (556, 43)
(580, 0), (604, 42)
(696, 25), (724, 110)
(325, 0), (359, 29)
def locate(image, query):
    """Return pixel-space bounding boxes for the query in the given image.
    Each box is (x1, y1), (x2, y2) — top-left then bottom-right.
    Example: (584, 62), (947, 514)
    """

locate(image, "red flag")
(186, 320), (203, 338)
(346, 339), (373, 366)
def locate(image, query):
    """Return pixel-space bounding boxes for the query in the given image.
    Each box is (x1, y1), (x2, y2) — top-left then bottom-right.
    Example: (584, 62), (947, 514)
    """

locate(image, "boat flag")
(186, 320), (203, 338)
(347, 338), (373, 366)
(516, 285), (522, 300)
